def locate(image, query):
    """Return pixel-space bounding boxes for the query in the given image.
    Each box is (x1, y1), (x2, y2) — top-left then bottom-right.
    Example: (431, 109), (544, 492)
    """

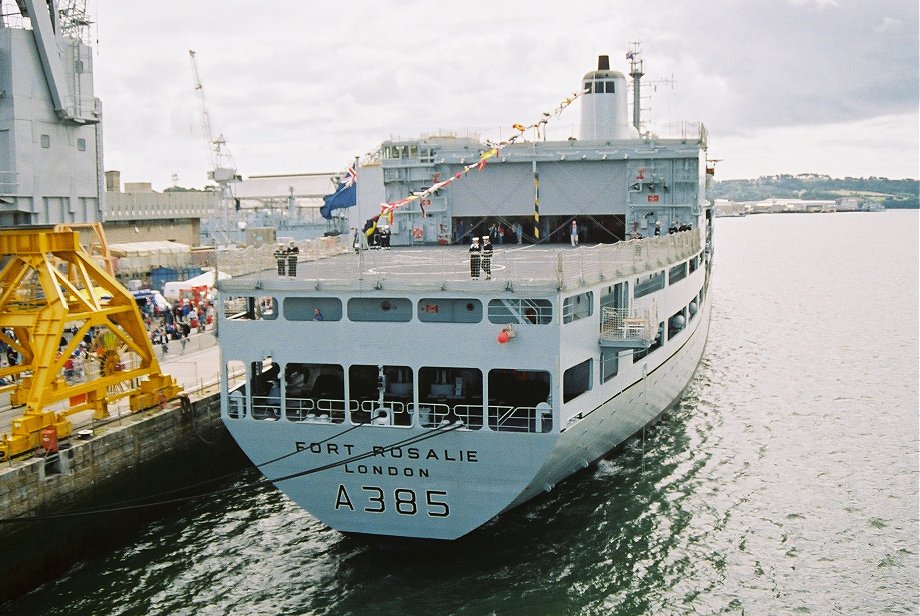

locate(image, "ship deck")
(217, 232), (701, 295)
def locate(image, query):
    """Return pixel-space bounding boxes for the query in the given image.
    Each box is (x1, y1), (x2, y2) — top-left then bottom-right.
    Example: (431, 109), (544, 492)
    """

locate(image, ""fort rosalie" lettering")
(295, 441), (478, 463)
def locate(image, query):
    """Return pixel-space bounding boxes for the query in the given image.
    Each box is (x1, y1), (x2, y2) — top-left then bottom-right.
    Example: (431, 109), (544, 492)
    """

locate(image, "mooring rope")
(0, 420), (465, 524)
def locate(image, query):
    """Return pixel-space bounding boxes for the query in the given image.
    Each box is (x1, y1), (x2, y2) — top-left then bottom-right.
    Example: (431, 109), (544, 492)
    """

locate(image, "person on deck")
(469, 237), (482, 279)
(481, 235), (494, 280)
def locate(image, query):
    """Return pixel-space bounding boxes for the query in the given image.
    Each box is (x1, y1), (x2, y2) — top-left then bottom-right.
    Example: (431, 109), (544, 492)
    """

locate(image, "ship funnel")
(579, 54), (639, 141)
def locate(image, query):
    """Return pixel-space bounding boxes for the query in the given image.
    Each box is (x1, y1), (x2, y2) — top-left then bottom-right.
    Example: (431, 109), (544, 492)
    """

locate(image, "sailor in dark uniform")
(469, 236), (481, 278)
(481, 235), (493, 279)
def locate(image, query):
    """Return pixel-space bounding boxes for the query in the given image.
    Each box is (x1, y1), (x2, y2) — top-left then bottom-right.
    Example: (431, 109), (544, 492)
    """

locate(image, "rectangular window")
(225, 360), (247, 419)
(563, 358), (592, 403)
(418, 367), (483, 429)
(487, 369), (552, 433)
(40, 134), (50, 148)
(349, 365), (413, 426)
(223, 295), (277, 320)
(669, 262), (688, 284)
(77, 138), (86, 151)
(347, 297), (412, 322)
(488, 298), (552, 325)
(601, 349), (619, 383)
(283, 297), (342, 321)
(604, 81), (616, 93)
(249, 357), (280, 420)
(668, 309), (686, 340)
(418, 298), (482, 323)
(283, 363), (345, 423)
(635, 271), (665, 298)
(600, 282), (628, 313)
(562, 291), (593, 324)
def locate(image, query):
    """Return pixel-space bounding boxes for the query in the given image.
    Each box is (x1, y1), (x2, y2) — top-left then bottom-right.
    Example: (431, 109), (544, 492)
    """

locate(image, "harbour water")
(4, 210), (918, 615)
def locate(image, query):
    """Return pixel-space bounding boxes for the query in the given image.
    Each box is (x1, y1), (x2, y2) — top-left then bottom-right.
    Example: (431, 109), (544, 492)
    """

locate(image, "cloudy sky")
(84, 0), (917, 189)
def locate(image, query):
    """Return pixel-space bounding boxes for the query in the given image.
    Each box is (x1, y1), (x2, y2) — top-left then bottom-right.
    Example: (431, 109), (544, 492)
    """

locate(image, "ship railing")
(250, 395), (283, 420)
(215, 231), (700, 293)
(412, 402), (484, 430)
(599, 301), (659, 344)
(354, 399), (412, 426)
(284, 396), (349, 423)
(227, 388), (245, 418)
(488, 404), (553, 433)
(556, 233), (700, 289)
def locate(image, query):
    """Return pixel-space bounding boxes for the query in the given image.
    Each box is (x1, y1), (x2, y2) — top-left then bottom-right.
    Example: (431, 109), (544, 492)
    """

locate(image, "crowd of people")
(145, 298), (215, 355)
(0, 292), (215, 390)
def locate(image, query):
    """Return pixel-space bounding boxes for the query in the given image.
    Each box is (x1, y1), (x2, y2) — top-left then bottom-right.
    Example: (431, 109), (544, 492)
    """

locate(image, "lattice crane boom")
(188, 49), (238, 184)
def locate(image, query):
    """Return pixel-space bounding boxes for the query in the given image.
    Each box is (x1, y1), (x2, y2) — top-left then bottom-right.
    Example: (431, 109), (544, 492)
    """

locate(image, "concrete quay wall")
(0, 392), (227, 524)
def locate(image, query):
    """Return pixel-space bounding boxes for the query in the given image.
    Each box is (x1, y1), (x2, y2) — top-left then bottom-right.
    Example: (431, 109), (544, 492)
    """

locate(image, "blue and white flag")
(320, 165), (357, 219)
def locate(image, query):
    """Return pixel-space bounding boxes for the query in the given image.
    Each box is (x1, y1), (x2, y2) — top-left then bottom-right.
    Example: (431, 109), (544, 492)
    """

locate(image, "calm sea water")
(5, 211), (918, 615)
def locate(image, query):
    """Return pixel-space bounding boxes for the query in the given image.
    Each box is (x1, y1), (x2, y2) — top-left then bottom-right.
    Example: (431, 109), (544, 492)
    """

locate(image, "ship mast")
(627, 41), (644, 134)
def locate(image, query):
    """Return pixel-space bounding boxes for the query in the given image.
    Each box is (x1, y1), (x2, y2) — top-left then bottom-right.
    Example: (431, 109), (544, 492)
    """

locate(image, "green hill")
(711, 175), (918, 209)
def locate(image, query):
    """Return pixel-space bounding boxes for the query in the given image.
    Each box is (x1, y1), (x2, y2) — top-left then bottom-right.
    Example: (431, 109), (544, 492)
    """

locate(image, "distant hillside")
(711, 175), (919, 209)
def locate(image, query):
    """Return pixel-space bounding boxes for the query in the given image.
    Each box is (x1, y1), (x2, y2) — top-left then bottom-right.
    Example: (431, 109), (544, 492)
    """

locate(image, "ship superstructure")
(216, 51), (714, 540)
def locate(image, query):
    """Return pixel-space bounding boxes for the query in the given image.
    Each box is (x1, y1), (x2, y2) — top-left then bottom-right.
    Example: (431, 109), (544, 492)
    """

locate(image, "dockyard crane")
(188, 49), (241, 244)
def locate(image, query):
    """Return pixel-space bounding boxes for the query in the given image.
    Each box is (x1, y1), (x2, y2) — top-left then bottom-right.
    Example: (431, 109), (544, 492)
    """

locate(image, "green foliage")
(711, 175), (919, 209)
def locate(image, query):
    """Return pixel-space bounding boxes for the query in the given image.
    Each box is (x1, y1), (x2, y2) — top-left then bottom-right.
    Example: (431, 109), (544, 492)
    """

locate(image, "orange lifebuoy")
(412, 227), (424, 239)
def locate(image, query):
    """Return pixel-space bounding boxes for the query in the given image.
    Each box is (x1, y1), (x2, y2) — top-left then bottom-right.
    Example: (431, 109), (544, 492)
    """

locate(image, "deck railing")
(599, 301), (659, 345)
(216, 231), (701, 294)
(238, 395), (553, 433)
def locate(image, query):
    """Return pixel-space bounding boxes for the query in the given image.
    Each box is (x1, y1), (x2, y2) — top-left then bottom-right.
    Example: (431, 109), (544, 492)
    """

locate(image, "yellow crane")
(0, 226), (182, 460)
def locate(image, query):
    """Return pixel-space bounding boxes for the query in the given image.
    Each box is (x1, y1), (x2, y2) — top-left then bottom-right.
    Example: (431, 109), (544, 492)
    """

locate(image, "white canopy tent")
(163, 269), (231, 301)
